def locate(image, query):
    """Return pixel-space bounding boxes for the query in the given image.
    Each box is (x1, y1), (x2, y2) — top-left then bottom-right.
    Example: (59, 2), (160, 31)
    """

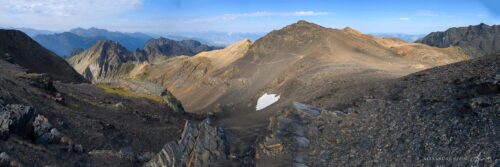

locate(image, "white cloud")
(0, 0), (142, 17)
(0, 0), (143, 30)
(203, 11), (330, 22)
(398, 17), (411, 21)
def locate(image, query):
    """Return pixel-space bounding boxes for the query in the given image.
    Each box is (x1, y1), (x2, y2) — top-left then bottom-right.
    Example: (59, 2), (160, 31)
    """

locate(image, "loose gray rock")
(0, 104), (37, 139)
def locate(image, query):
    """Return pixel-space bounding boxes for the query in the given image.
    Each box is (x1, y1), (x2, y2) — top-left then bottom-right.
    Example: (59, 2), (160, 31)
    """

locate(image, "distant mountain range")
(11, 28), (54, 37)
(417, 23), (500, 57)
(68, 37), (217, 81)
(11, 24), (497, 59)
(28, 28), (234, 58)
(7, 27), (430, 57)
(371, 33), (425, 42)
(161, 32), (265, 46)
(33, 28), (153, 57)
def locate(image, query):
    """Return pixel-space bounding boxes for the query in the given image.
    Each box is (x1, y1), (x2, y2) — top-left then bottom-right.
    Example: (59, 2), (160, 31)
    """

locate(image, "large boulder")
(145, 119), (230, 167)
(0, 152), (21, 167)
(0, 104), (37, 139)
(32, 115), (62, 145)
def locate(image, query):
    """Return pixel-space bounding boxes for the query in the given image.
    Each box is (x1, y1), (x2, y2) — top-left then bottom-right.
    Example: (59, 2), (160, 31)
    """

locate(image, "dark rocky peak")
(95, 40), (126, 51)
(477, 23), (489, 28)
(278, 20), (325, 33)
(144, 37), (215, 57)
(417, 23), (500, 57)
(86, 40), (142, 63)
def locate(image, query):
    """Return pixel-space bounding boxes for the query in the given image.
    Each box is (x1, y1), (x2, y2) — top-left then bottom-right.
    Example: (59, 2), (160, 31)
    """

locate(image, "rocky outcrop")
(0, 30), (88, 83)
(68, 40), (148, 81)
(160, 90), (185, 114)
(144, 38), (216, 58)
(32, 115), (62, 145)
(0, 104), (78, 149)
(145, 119), (230, 167)
(0, 152), (22, 167)
(0, 104), (36, 139)
(417, 23), (500, 57)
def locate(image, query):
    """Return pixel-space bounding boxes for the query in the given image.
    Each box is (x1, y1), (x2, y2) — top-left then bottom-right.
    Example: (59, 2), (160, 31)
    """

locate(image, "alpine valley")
(0, 20), (498, 167)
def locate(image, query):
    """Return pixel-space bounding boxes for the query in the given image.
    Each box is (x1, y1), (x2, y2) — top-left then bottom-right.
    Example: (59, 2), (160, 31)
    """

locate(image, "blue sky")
(0, 0), (499, 34)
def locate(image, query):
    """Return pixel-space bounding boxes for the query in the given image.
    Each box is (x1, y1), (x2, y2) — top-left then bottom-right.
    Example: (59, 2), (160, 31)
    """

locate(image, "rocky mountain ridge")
(417, 23), (500, 57)
(69, 20), (468, 113)
(68, 40), (148, 81)
(4, 20), (498, 166)
(68, 37), (218, 82)
(144, 37), (218, 58)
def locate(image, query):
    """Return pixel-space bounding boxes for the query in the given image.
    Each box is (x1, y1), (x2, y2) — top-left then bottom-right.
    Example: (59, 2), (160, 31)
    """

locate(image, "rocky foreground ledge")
(255, 56), (499, 166)
(146, 118), (230, 167)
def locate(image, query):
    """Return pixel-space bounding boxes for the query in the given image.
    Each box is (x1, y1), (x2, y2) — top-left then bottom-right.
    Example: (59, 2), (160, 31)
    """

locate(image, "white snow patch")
(256, 93), (280, 111)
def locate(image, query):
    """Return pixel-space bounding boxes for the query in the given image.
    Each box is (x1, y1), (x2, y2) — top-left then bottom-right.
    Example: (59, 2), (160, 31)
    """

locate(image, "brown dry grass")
(96, 83), (163, 103)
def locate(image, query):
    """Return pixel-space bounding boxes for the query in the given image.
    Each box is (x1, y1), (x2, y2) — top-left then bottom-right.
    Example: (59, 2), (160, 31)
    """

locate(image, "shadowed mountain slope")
(0, 30), (87, 83)
(0, 33), (195, 166)
(144, 37), (218, 58)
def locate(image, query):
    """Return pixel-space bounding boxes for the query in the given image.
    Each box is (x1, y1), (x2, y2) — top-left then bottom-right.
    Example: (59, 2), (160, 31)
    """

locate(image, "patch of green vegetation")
(96, 83), (164, 103)
(67, 103), (80, 110)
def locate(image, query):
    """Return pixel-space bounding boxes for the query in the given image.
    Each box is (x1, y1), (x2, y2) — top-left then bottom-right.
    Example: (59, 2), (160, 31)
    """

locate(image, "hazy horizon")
(1, 0), (499, 35)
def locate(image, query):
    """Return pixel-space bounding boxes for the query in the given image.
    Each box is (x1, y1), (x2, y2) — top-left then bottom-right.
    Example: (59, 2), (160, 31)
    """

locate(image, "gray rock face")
(160, 90), (185, 114)
(32, 115), (62, 145)
(0, 104), (68, 146)
(0, 104), (36, 139)
(68, 40), (149, 81)
(293, 102), (322, 117)
(0, 152), (11, 167)
(417, 23), (500, 57)
(258, 109), (320, 167)
(0, 152), (21, 167)
(145, 119), (230, 167)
